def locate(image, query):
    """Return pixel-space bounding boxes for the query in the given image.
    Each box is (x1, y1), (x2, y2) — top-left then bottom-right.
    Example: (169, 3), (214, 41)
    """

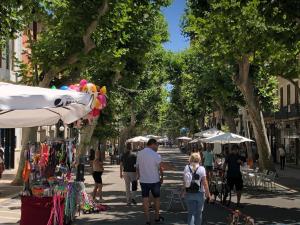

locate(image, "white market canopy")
(203, 132), (254, 144)
(177, 136), (192, 141)
(194, 128), (224, 138)
(146, 135), (162, 139)
(126, 136), (149, 143)
(0, 82), (92, 128)
(158, 137), (169, 142)
(189, 137), (202, 144)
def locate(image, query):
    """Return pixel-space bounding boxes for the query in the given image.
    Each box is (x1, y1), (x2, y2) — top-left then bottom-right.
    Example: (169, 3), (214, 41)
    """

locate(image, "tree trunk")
(11, 127), (37, 185)
(119, 101), (136, 154)
(77, 118), (99, 158)
(11, 0), (110, 184)
(223, 114), (236, 133)
(216, 102), (237, 133)
(234, 55), (274, 171)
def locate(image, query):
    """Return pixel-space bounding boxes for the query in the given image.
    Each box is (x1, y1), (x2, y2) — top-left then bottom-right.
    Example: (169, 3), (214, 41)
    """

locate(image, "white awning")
(194, 128), (224, 138)
(0, 82), (92, 128)
(203, 132), (254, 144)
(126, 136), (150, 143)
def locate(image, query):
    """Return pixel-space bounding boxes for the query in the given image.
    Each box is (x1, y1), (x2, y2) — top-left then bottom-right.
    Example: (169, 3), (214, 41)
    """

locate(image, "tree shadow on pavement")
(243, 188), (300, 201)
(238, 203), (300, 225)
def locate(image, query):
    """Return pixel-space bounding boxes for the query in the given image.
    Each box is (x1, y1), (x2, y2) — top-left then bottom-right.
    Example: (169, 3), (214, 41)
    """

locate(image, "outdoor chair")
(261, 171), (276, 191)
(166, 188), (185, 211)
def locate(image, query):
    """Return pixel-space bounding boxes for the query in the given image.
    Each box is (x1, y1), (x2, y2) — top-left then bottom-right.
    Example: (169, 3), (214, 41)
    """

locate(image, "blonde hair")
(189, 153), (201, 171)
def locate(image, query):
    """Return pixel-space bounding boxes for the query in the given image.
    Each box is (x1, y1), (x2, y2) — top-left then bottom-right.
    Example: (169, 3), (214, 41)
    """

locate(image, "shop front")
(0, 128), (15, 169)
(274, 120), (300, 166)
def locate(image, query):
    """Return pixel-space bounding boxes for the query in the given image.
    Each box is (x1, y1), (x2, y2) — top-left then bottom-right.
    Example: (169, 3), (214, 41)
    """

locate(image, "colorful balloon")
(94, 98), (101, 109)
(79, 79), (88, 87)
(97, 95), (107, 108)
(87, 83), (97, 93)
(92, 108), (100, 117)
(51, 85), (56, 90)
(60, 85), (69, 90)
(100, 86), (107, 95)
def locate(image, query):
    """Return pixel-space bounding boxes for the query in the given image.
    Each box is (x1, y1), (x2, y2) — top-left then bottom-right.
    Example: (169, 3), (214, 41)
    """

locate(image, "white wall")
(278, 77), (299, 107)
(0, 36), (24, 168)
(0, 36), (22, 82)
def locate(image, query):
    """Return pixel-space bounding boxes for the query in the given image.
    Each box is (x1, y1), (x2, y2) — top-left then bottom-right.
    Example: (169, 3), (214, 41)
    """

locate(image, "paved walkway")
(0, 169), (22, 201)
(0, 147), (299, 224)
(276, 164), (300, 191)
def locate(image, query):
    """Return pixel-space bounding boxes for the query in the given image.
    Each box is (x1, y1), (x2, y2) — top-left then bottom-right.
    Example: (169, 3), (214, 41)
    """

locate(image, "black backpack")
(186, 166), (202, 193)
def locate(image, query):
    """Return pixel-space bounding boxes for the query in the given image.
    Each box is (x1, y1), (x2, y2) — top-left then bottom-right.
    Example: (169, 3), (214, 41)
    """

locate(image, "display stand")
(20, 196), (64, 225)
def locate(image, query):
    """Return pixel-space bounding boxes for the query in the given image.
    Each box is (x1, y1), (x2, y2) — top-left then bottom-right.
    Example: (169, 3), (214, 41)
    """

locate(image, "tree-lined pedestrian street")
(1, 0), (300, 224)
(1, 147), (300, 225)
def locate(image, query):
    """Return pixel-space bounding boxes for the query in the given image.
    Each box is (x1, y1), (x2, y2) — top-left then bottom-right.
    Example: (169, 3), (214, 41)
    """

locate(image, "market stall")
(0, 80), (108, 225)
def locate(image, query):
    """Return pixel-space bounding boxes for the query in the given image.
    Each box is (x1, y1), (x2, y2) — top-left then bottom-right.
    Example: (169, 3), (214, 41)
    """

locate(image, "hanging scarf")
(47, 194), (64, 225)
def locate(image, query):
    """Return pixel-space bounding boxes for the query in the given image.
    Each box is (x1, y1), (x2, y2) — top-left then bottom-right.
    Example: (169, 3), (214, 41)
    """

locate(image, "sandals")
(155, 216), (165, 223)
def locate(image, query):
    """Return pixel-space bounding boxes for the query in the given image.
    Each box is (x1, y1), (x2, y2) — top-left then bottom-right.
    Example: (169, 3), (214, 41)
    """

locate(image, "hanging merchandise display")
(0, 80), (109, 225)
(20, 140), (81, 225)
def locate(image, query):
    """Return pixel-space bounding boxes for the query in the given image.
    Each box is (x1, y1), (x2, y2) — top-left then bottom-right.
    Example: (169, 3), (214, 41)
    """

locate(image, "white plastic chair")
(261, 171), (276, 191)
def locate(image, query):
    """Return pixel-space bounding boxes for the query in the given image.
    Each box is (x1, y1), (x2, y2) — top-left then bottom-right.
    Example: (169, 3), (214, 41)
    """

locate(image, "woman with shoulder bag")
(183, 153), (211, 225)
(92, 150), (104, 202)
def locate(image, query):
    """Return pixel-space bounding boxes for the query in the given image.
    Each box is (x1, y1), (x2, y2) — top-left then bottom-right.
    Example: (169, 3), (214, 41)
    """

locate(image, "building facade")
(0, 36), (23, 169)
(264, 77), (300, 166)
(207, 77), (300, 166)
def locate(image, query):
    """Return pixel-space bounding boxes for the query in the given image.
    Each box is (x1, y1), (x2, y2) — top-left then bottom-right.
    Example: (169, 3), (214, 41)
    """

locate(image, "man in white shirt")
(137, 139), (164, 225)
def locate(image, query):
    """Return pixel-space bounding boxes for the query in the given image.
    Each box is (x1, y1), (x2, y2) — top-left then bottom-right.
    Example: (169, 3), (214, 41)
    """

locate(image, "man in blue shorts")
(223, 146), (244, 207)
(137, 139), (164, 225)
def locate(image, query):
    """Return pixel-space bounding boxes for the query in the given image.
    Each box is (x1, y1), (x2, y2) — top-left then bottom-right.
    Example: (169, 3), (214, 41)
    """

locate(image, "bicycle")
(209, 169), (231, 206)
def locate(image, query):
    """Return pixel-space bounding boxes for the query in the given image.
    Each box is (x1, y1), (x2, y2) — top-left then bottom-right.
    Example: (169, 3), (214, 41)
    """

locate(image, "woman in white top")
(183, 153), (211, 225)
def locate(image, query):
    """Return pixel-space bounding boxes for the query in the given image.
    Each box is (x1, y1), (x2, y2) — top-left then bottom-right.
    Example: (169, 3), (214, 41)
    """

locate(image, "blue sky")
(162, 0), (189, 52)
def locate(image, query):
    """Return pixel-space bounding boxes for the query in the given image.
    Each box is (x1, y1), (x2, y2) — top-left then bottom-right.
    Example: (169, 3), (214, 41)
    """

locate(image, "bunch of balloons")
(52, 79), (107, 121)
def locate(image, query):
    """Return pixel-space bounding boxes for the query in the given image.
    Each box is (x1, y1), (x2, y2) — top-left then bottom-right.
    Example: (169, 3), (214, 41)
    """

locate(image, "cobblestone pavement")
(0, 147), (299, 225)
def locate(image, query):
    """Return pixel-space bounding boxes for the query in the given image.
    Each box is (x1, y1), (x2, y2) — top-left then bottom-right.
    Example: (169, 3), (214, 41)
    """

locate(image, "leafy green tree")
(11, 0), (171, 184)
(184, 0), (300, 170)
(0, 0), (35, 47)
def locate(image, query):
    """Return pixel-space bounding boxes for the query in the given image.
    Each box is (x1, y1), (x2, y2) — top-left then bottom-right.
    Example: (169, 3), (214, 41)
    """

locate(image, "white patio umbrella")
(194, 128), (224, 138)
(0, 82), (93, 128)
(146, 135), (162, 139)
(126, 136), (149, 143)
(176, 136), (192, 141)
(189, 138), (202, 144)
(203, 132), (254, 144)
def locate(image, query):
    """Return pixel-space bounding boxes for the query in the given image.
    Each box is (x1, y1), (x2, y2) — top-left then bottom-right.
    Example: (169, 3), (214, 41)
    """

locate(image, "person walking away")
(89, 148), (95, 167)
(223, 146), (243, 207)
(183, 153), (211, 225)
(92, 150), (104, 202)
(203, 148), (214, 184)
(120, 143), (138, 206)
(0, 147), (4, 179)
(279, 145), (286, 170)
(137, 139), (164, 225)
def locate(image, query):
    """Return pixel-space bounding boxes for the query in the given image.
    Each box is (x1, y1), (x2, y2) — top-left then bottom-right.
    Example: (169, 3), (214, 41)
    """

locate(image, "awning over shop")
(0, 82), (92, 128)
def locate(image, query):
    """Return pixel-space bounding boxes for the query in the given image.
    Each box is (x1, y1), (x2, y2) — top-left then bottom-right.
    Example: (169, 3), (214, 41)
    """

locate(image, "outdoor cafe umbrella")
(189, 137), (202, 144)
(146, 135), (162, 139)
(126, 136), (150, 143)
(203, 132), (254, 144)
(194, 127), (224, 138)
(0, 82), (93, 128)
(176, 136), (192, 141)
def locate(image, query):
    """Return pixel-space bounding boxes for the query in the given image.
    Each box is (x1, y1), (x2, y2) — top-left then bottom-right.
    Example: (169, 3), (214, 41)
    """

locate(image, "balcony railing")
(274, 104), (300, 119)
